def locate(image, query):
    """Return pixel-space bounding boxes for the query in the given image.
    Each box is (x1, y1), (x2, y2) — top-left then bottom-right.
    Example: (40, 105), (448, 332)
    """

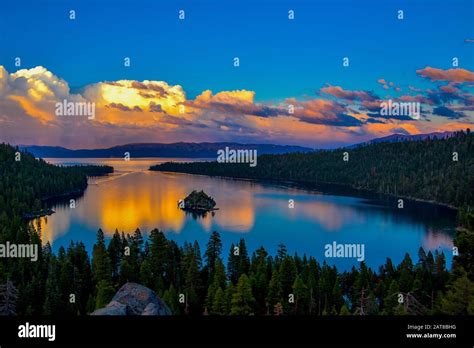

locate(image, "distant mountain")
(19, 142), (313, 158)
(18, 132), (460, 158)
(347, 131), (455, 148)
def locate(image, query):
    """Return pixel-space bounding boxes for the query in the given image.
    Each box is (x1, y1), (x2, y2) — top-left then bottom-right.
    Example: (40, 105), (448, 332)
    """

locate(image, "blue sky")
(1, 0), (472, 101)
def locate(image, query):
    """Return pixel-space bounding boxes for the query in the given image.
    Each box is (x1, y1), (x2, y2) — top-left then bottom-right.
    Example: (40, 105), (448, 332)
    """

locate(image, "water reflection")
(38, 158), (457, 270)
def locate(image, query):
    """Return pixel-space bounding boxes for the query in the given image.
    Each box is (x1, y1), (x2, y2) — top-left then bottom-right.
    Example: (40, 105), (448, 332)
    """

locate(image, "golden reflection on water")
(39, 170), (260, 243)
(98, 172), (188, 233)
(36, 170), (377, 245)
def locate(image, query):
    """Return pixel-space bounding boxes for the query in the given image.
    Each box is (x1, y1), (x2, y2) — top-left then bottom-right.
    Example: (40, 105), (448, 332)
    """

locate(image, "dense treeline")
(1, 228), (473, 316)
(0, 143), (111, 315)
(152, 131), (474, 216)
(0, 143), (112, 220)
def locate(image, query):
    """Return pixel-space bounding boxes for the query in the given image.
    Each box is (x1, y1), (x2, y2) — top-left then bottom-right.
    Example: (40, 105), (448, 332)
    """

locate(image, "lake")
(36, 158), (457, 271)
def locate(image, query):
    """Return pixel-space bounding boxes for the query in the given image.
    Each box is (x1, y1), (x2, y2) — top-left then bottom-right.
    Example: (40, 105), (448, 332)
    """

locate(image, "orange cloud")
(0, 65), (471, 149)
(8, 95), (55, 124)
(83, 80), (186, 115)
(416, 67), (474, 83)
(320, 85), (377, 101)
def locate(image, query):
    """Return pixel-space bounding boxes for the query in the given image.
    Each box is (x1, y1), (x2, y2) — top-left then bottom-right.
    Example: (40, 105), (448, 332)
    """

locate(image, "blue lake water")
(37, 158), (457, 271)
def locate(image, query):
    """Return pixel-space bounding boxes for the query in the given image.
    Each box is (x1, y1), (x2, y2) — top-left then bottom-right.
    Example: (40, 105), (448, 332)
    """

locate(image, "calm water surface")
(37, 158), (457, 271)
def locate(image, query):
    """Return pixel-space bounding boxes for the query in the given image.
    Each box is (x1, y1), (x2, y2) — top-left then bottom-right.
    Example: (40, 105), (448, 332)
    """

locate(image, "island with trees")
(179, 190), (217, 214)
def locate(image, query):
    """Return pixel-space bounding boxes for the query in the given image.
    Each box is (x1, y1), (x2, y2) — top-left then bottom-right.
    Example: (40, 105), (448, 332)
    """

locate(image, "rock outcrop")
(91, 282), (171, 316)
(179, 190), (217, 212)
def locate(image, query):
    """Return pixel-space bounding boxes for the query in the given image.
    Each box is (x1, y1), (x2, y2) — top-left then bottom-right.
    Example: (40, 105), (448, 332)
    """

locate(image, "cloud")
(376, 78), (401, 92)
(320, 85), (378, 102)
(416, 67), (474, 83)
(83, 79), (186, 116)
(286, 98), (362, 126)
(106, 103), (143, 112)
(0, 65), (472, 149)
(187, 89), (282, 118)
(432, 106), (464, 119)
(148, 102), (164, 113)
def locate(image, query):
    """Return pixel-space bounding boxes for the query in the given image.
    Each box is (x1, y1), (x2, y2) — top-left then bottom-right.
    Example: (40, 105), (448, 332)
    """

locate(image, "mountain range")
(19, 142), (313, 158)
(345, 131), (455, 149)
(18, 131), (457, 158)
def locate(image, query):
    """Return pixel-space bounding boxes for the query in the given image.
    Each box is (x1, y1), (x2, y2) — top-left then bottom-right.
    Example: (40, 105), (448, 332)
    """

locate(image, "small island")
(179, 190), (217, 214)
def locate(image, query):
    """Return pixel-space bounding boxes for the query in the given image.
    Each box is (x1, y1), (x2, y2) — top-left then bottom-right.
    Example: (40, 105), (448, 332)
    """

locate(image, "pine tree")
(212, 287), (226, 315)
(293, 275), (309, 314)
(230, 274), (255, 315)
(267, 270), (282, 311)
(237, 239), (250, 279)
(95, 280), (115, 309)
(0, 280), (18, 315)
(213, 259), (227, 289)
(74, 242), (93, 315)
(107, 229), (123, 284)
(279, 256), (297, 301)
(43, 256), (61, 315)
(162, 284), (179, 315)
(205, 279), (218, 311)
(193, 241), (202, 270)
(440, 270), (474, 315)
(331, 277), (344, 314)
(205, 231), (223, 283)
(183, 248), (202, 314)
(139, 257), (154, 290)
(383, 280), (401, 315)
(119, 256), (135, 285)
(91, 229), (114, 311)
(148, 229), (169, 291)
(57, 246), (75, 315)
(276, 244), (287, 268)
(227, 243), (239, 285)
(128, 229), (144, 276)
(92, 229), (112, 284)
(224, 284), (235, 314)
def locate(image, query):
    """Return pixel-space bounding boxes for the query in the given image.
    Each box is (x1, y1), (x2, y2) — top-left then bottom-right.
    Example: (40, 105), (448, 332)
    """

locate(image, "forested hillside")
(0, 144), (112, 219)
(2, 227), (473, 316)
(0, 143), (113, 315)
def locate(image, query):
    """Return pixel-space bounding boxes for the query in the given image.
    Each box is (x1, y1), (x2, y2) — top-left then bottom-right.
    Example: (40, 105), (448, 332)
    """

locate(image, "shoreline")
(150, 168), (459, 212)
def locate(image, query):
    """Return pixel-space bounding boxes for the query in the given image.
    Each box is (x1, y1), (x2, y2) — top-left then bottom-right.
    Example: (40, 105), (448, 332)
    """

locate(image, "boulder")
(142, 302), (160, 315)
(91, 282), (171, 316)
(91, 300), (127, 315)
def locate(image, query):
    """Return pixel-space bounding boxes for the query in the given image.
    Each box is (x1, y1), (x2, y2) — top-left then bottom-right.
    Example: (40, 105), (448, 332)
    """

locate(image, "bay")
(36, 158), (457, 271)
